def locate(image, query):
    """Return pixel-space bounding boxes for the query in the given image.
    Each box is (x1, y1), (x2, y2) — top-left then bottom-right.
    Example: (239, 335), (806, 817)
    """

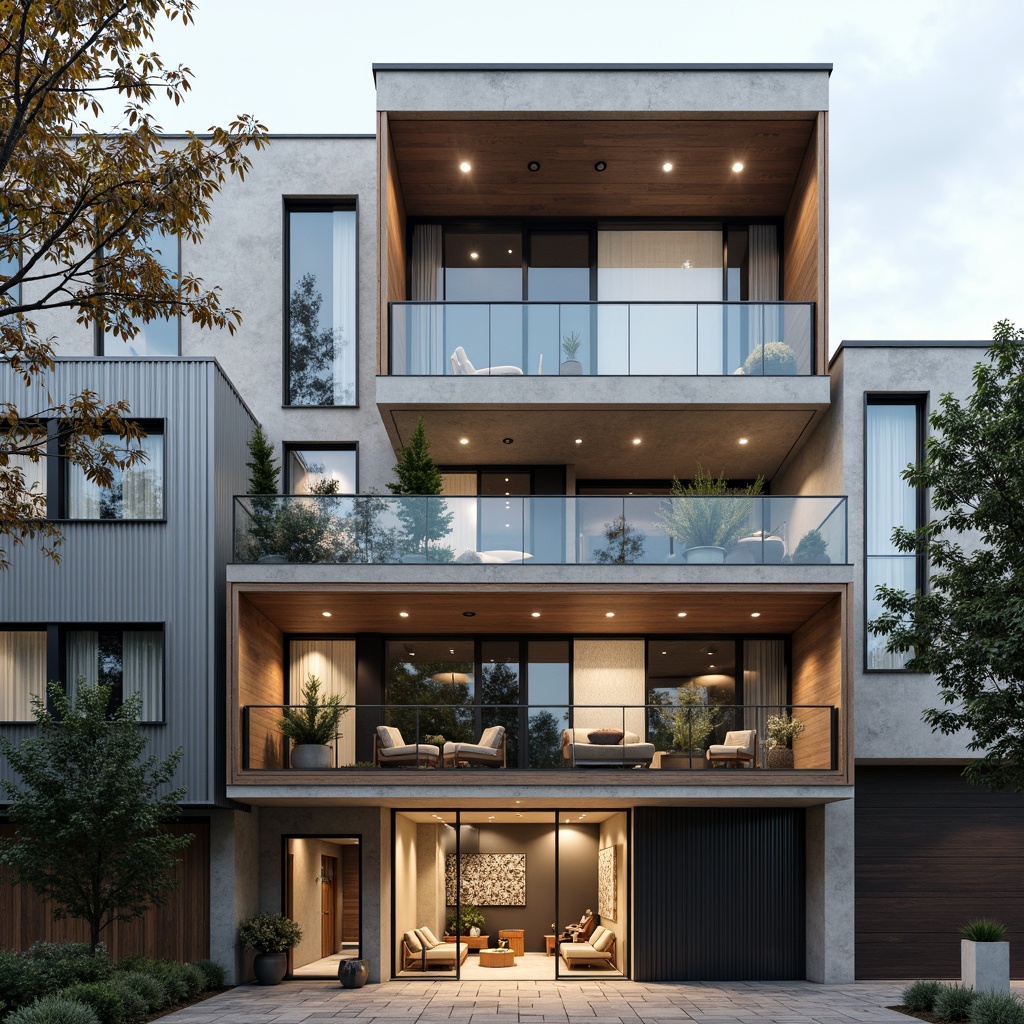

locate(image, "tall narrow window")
(866, 397), (924, 670)
(65, 425), (163, 519)
(0, 629), (46, 721)
(65, 627), (164, 721)
(287, 206), (357, 406)
(101, 226), (180, 356)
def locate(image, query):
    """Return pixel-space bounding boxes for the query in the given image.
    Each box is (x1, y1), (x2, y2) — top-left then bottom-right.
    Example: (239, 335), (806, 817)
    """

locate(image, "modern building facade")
(1, 64), (1022, 985)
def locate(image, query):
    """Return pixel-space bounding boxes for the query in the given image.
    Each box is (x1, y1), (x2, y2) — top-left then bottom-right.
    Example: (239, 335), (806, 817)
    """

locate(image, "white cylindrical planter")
(962, 939), (1010, 994)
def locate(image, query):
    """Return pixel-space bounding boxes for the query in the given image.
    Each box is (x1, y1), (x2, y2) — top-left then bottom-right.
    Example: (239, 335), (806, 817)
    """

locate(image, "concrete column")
(209, 807), (261, 985)
(805, 797), (855, 983)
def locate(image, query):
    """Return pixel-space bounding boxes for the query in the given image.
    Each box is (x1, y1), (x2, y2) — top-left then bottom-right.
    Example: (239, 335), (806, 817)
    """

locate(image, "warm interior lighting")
(575, 438), (583, 445)
(662, 161), (673, 172)
(531, 612), (541, 618)
(399, 611), (409, 618)
(469, 251), (479, 260)
(677, 612), (687, 618)
(459, 437), (469, 445)
(751, 611), (761, 618)
(321, 611), (332, 618)
(738, 437), (749, 445)
(632, 438), (642, 446)
(605, 611), (615, 618)
(732, 161), (744, 173)
(459, 161), (472, 173)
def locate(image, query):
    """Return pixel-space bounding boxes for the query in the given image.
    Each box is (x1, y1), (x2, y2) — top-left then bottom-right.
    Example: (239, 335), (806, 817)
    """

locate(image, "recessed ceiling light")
(662, 161), (673, 172)
(322, 611), (332, 617)
(527, 160), (541, 172)
(575, 438), (583, 445)
(661, 650), (667, 655)
(632, 438), (642, 446)
(460, 161), (472, 173)
(505, 477), (509, 482)
(408, 651), (415, 657)
(751, 611), (761, 618)
(732, 161), (744, 173)
(459, 437), (469, 445)
(463, 611), (476, 617)
(605, 611), (615, 618)
(709, 664), (715, 669)
(488, 815), (495, 820)
(738, 437), (749, 445)
(469, 251), (479, 260)
(399, 611), (409, 618)
(502, 437), (513, 445)
(594, 160), (607, 172)
(507, 248), (513, 254)
(449, 649), (454, 654)
(531, 612), (541, 618)
(677, 611), (687, 618)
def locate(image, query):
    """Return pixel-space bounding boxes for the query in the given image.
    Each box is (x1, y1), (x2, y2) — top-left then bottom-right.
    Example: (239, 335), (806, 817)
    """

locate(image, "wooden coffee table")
(479, 949), (515, 968)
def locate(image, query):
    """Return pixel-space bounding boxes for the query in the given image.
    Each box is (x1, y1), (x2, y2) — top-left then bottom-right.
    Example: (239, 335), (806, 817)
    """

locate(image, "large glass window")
(65, 426), (163, 520)
(526, 640), (569, 768)
(101, 227), (180, 356)
(65, 627), (164, 721)
(287, 206), (357, 407)
(866, 398), (924, 670)
(0, 629), (46, 722)
(286, 446), (357, 495)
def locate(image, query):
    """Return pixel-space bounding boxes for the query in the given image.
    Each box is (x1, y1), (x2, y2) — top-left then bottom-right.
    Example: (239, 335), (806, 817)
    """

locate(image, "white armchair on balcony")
(450, 346), (523, 376)
(706, 729), (757, 768)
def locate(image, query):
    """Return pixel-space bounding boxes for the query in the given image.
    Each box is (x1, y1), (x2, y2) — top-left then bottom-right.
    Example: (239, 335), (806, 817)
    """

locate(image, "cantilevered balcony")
(389, 301), (815, 377)
(233, 494), (846, 566)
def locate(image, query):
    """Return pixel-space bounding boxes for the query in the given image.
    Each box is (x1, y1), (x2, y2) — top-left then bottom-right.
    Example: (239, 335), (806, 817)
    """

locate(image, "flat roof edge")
(373, 62), (834, 81)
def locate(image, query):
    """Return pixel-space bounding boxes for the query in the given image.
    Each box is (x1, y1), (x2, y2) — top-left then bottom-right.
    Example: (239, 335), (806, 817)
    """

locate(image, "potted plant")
(766, 712), (805, 769)
(658, 465), (765, 563)
(791, 528), (830, 564)
(743, 341), (797, 376)
(239, 912), (302, 985)
(560, 330), (583, 375)
(961, 918), (1010, 994)
(661, 685), (721, 768)
(446, 903), (486, 938)
(279, 673), (349, 769)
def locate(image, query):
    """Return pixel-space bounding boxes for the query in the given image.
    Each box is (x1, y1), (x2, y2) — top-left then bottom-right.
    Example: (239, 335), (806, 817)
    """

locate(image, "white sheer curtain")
(67, 433), (163, 519)
(122, 630), (164, 720)
(867, 403), (919, 668)
(743, 639), (787, 762)
(0, 630), (46, 721)
(290, 639), (356, 764)
(748, 225), (781, 349)
(332, 210), (357, 405)
(6, 452), (46, 516)
(410, 224), (443, 374)
(65, 630), (99, 703)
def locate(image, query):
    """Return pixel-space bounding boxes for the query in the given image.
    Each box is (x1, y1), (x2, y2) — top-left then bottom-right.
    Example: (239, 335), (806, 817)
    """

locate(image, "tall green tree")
(0, 0), (267, 567)
(869, 319), (1024, 793)
(246, 424), (279, 495)
(0, 682), (192, 951)
(387, 416), (454, 560)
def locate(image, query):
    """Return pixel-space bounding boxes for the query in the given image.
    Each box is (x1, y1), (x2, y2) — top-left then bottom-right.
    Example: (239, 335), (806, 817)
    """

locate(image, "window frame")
(863, 393), (928, 673)
(282, 198), (360, 410)
(0, 625), (48, 724)
(283, 442), (359, 495)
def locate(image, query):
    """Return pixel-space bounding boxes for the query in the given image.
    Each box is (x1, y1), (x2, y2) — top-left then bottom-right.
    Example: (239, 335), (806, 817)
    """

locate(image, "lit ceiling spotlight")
(594, 160), (607, 172)
(527, 160), (541, 172)
(662, 161), (673, 172)
(632, 438), (642, 446)
(605, 611), (615, 618)
(738, 437), (749, 445)
(575, 438), (583, 445)
(488, 815), (495, 820)
(321, 611), (332, 618)
(732, 161), (744, 173)
(661, 650), (667, 655)
(531, 611), (541, 618)
(469, 251), (479, 260)
(460, 161), (472, 173)
(678, 611), (688, 618)
(399, 611), (409, 618)
(507, 248), (513, 254)
(459, 437), (469, 445)
(681, 260), (693, 270)
(751, 611), (761, 618)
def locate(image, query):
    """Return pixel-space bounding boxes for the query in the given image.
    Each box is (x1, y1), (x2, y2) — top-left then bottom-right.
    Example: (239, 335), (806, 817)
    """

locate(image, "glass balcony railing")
(240, 702), (839, 772)
(388, 301), (815, 376)
(233, 494), (847, 566)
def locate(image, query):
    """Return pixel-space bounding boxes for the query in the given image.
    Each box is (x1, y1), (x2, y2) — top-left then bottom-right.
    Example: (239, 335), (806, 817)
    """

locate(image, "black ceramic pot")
(253, 951), (287, 985)
(339, 958), (369, 988)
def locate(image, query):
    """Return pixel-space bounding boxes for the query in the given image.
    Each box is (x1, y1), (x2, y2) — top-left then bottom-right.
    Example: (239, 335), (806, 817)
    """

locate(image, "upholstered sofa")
(402, 926), (469, 970)
(561, 728), (655, 767)
(560, 923), (617, 969)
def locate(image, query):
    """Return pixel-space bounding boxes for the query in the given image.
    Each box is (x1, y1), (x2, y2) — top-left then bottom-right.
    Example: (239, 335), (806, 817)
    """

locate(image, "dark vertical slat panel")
(856, 767), (1024, 979)
(634, 807), (805, 980)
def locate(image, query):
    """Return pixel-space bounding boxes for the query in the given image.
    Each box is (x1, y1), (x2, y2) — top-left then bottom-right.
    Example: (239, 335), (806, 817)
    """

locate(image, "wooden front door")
(321, 855), (337, 958)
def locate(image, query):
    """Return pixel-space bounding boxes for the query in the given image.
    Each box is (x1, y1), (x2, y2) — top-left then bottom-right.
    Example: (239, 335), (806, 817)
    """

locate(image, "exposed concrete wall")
(805, 796), (854, 983)
(375, 67), (830, 115)
(209, 806), (260, 985)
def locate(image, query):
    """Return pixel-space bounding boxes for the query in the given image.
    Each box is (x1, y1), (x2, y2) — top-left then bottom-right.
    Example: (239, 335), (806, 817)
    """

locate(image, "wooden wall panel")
(791, 595), (842, 769)
(856, 768), (1024, 979)
(0, 822), (209, 961)
(237, 595), (285, 771)
(783, 117), (821, 370)
(378, 114), (407, 375)
(341, 844), (360, 943)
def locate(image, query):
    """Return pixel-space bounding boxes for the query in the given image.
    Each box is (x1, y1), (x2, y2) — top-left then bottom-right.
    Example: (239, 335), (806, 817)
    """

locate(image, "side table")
(498, 928), (525, 956)
(544, 934), (556, 956)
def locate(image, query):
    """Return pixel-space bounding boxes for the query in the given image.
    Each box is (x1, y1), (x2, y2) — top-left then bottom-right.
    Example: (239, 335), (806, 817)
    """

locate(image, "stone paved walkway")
(159, 979), (916, 1024)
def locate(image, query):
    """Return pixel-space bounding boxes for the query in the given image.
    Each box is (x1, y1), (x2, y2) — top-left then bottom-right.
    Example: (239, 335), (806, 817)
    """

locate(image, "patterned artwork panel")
(445, 853), (527, 906)
(598, 845), (617, 921)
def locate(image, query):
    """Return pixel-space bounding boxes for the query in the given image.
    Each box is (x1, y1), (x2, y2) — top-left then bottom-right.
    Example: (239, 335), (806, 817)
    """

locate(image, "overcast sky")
(147, 0), (1024, 350)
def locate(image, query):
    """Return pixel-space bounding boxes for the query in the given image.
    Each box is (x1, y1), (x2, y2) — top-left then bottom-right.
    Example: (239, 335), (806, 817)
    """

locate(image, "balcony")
(240, 702), (839, 774)
(390, 301), (815, 377)
(233, 494), (847, 566)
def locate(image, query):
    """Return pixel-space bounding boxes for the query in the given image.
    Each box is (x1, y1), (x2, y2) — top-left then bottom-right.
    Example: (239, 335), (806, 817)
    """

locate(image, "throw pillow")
(592, 929), (615, 952)
(588, 729), (624, 745)
(404, 930), (422, 952)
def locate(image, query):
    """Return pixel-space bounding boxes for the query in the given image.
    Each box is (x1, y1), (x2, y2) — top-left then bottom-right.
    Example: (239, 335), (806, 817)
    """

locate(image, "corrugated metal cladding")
(0, 359), (253, 806)
(633, 807), (805, 980)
